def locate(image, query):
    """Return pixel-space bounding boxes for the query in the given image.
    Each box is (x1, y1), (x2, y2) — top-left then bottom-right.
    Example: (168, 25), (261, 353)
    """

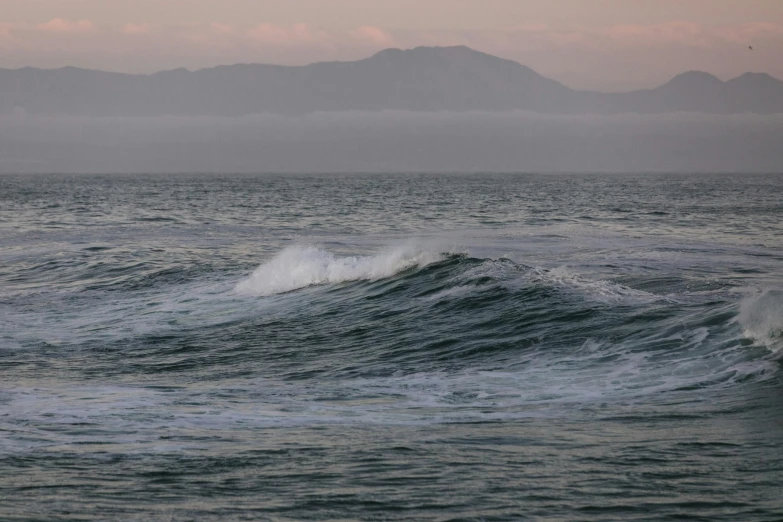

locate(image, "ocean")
(1, 172), (781, 521)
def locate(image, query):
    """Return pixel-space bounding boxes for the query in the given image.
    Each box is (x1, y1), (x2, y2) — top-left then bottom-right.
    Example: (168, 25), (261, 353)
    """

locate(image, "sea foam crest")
(236, 245), (444, 296)
(739, 289), (783, 354)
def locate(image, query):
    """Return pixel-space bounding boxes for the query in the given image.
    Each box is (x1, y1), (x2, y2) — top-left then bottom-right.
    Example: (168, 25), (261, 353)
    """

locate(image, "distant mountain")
(1, 46), (782, 116)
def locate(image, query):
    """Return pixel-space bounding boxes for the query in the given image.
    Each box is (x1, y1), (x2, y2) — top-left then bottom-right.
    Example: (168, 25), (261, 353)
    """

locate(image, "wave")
(236, 244), (669, 305)
(12, 242), (777, 394)
(235, 244), (446, 296)
(225, 246), (782, 387)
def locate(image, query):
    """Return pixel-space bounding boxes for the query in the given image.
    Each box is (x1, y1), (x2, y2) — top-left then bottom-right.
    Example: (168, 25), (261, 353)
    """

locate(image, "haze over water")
(1, 172), (782, 520)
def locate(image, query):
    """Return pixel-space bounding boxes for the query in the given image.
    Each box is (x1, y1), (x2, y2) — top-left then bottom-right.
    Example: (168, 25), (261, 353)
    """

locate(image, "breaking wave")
(235, 244), (446, 296)
(236, 244), (669, 305)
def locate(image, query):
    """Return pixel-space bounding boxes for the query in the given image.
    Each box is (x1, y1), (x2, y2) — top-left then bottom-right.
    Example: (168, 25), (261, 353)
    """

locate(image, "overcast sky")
(2, 0), (782, 90)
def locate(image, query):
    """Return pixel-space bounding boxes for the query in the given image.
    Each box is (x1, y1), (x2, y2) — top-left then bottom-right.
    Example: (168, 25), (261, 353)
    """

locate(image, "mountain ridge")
(2, 45), (782, 116)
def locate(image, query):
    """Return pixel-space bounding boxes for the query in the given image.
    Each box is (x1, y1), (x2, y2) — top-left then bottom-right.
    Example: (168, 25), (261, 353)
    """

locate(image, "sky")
(1, 0), (782, 90)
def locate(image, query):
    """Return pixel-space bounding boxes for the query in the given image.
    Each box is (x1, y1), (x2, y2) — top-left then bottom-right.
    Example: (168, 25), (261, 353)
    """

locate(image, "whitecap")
(235, 244), (445, 296)
(738, 289), (783, 356)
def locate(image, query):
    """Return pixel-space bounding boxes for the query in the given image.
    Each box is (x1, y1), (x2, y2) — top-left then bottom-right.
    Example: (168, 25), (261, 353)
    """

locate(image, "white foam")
(529, 266), (669, 304)
(739, 289), (783, 355)
(235, 245), (445, 296)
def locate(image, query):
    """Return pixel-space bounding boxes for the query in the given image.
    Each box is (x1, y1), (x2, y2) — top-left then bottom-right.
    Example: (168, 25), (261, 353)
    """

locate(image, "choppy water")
(1, 173), (782, 521)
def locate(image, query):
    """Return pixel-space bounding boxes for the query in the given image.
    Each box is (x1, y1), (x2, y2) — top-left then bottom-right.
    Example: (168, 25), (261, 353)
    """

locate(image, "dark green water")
(1, 173), (782, 521)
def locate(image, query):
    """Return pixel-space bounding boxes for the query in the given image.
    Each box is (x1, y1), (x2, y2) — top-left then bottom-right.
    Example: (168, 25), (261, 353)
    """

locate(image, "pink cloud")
(721, 22), (783, 44)
(601, 21), (712, 49)
(0, 23), (19, 49)
(122, 23), (151, 36)
(351, 26), (396, 47)
(246, 23), (330, 47)
(37, 19), (94, 34)
(209, 23), (235, 35)
(526, 20), (783, 50)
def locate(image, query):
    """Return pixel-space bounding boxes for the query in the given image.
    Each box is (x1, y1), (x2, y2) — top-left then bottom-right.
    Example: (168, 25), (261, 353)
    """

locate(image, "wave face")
(1, 173), (782, 521)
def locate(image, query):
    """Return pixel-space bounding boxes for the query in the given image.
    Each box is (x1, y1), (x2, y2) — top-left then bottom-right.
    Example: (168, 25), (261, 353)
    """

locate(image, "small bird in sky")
(749, 45), (754, 51)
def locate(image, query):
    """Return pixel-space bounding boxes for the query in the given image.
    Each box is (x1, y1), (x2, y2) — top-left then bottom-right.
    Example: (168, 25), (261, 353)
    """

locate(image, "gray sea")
(1, 173), (782, 521)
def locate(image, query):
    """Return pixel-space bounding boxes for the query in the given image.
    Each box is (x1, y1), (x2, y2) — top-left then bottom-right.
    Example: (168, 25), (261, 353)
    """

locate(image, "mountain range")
(1, 45), (782, 116)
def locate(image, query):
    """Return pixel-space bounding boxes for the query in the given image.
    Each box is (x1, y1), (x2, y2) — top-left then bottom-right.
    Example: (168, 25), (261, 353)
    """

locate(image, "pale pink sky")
(1, 0), (782, 90)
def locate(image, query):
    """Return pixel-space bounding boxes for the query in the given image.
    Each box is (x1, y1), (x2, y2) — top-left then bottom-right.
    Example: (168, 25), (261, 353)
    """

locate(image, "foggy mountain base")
(1, 111), (782, 174)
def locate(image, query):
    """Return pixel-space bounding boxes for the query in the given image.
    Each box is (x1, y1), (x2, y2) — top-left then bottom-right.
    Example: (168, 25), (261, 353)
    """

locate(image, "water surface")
(1, 173), (782, 521)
